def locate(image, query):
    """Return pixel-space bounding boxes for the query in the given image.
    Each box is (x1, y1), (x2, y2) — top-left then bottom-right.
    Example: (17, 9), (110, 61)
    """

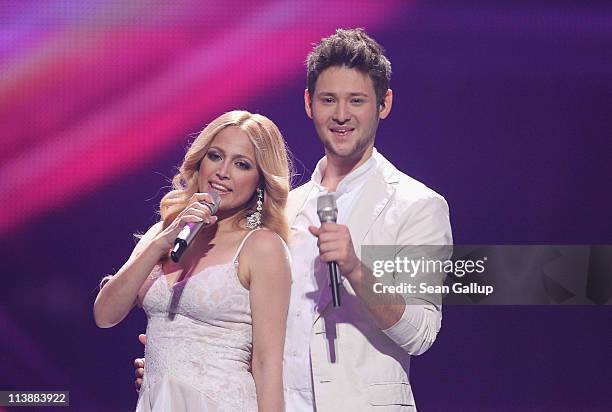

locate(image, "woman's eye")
(207, 152), (221, 161)
(235, 161), (251, 170)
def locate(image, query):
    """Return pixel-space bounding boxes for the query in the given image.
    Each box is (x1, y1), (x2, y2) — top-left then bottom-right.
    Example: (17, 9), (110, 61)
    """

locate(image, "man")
(136, 28), (452, 411)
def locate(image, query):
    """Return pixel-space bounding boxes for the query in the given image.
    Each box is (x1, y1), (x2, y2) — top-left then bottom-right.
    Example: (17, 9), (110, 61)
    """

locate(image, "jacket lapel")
(285, 182), (315, 227)
(345, 170), (397, 258)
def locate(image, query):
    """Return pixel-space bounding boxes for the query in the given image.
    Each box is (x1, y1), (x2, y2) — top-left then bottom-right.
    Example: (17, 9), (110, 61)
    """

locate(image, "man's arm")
(309, 196), (452, 355)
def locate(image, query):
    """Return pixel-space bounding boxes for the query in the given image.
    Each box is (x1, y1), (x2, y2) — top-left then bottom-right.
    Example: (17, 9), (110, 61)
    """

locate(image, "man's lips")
(330, 127), (355, 137)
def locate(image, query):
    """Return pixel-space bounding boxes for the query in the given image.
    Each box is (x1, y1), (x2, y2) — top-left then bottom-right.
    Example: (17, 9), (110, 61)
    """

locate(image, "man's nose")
(332, 102), (351, 124)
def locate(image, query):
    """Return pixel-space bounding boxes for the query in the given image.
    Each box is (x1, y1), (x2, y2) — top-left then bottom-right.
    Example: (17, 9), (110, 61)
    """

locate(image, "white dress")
(135, 230), (261, 412)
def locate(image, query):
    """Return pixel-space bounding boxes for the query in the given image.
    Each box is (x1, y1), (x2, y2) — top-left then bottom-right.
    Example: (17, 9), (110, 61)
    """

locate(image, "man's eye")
(322, 97), (334, 104)
(351, 98), (363, 104)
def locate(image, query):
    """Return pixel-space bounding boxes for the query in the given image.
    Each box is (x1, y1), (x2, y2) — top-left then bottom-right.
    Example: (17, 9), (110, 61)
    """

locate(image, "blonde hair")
(160, 110), (292, 242)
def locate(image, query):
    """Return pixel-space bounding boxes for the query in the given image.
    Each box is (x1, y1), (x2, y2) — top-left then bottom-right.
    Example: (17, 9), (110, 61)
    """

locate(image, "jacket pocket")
(367, 382), (415, 406)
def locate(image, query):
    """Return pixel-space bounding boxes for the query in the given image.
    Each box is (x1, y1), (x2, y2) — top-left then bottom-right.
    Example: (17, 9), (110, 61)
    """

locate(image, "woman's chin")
(216, 205), (246, 220)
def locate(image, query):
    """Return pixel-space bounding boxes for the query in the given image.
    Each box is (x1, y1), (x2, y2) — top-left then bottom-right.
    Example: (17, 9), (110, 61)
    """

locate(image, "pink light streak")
(0, 0), (406, 236)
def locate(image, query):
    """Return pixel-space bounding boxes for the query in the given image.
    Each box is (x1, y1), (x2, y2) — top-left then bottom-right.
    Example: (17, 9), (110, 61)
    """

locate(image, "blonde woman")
(94, 110), (292, 411)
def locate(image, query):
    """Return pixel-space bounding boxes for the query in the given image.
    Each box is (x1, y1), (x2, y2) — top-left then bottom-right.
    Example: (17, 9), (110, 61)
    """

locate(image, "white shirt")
(283, 151), (379, 411)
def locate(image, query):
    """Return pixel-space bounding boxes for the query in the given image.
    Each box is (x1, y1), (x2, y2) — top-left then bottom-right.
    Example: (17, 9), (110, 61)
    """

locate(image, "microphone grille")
(208, 190), (221, 214)
(317, 193), (338, 223)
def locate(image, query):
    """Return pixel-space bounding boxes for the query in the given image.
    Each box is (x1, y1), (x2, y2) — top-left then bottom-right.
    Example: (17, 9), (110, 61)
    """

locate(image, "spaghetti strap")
(232, 229), (261, 263)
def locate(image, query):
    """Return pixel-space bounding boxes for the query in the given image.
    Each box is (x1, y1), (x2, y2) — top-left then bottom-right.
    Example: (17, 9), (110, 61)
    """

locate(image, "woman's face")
(198, 126), (260, 213)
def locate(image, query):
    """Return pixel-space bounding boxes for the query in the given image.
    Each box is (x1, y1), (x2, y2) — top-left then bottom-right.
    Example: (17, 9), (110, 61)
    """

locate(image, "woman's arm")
(93, 221), (166, 328)
(93, 193), (217, 328)
(247, 230), (291, 412)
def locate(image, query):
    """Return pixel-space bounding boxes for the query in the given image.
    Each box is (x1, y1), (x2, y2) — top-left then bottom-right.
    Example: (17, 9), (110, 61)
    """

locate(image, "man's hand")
(134, 334), (146, 392)
(308, 222), (361, 283)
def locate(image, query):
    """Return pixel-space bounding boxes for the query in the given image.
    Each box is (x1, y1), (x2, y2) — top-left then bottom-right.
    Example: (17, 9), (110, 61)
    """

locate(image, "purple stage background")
(1, 1), (611, 411)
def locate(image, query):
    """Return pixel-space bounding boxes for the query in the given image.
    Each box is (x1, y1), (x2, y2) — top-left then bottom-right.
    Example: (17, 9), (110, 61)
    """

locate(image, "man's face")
(305, 66), (391, 162)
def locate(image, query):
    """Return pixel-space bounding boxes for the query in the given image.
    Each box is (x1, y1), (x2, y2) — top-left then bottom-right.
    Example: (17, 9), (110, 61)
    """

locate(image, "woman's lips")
(209, 182), (232, 194)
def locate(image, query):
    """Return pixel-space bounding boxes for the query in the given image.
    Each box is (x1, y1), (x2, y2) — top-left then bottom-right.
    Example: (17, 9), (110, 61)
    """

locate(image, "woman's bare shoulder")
(244, 229), (287, 255)
(239, 229), (290, 273)
(241, 229), (290, 284)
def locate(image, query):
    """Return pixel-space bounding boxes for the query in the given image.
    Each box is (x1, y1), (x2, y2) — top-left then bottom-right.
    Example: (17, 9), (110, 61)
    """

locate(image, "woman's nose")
(216, 161), (230, 179)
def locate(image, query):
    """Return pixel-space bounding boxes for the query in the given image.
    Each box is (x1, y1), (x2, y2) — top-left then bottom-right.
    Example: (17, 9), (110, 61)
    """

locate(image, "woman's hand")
(94, 193), (217, 328)
(151, 192), (219, 255)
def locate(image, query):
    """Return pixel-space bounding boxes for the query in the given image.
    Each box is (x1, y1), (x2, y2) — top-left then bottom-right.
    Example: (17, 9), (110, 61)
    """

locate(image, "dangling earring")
(246, 188), (263, 229)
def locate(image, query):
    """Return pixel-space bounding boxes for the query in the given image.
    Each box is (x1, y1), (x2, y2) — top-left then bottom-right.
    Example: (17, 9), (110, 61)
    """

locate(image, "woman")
(94, 110), (292, 411)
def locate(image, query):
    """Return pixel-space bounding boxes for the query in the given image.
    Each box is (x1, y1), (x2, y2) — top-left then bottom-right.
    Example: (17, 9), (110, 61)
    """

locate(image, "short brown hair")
(306, 28), (392, 106)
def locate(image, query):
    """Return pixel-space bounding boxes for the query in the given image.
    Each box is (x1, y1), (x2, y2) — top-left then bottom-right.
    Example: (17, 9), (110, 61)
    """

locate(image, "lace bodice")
(135, 230), (260, 412)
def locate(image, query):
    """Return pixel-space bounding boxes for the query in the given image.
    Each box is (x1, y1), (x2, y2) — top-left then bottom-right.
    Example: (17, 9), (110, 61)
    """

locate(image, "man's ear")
(379, 89), (393, 119)
(304, 88), (313, 119)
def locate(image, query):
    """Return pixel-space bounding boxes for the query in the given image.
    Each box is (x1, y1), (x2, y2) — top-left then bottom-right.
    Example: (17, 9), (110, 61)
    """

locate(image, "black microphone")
(170, 191), (221, 262)
(317, 193), (341, 307)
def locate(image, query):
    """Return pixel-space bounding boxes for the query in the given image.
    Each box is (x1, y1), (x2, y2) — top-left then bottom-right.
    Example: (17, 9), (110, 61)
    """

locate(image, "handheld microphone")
(317, 193), (341, 307)
(170, 191), (221, 262)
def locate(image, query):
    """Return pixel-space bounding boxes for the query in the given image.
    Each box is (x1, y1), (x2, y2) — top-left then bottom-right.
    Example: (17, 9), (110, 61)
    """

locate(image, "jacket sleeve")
(381, 196), (453, 355)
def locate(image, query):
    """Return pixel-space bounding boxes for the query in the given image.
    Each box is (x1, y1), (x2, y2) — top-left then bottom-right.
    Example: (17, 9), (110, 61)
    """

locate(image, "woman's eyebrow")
(209, 146), (254, 163)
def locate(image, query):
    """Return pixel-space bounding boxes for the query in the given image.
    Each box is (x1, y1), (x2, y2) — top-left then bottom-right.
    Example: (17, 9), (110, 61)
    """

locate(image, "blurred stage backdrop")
(1, 1), (611, 411)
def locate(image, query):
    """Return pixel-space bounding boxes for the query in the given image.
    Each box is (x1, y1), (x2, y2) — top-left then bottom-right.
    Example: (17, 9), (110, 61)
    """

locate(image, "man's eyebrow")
(315, 91), (370, 97)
